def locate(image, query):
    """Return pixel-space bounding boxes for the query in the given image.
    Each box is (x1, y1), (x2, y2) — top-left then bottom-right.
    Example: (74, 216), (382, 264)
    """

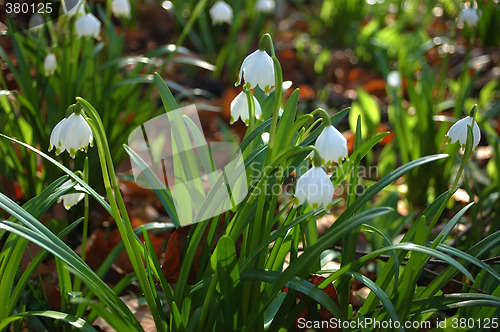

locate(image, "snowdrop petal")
(112, 0), (131, 18)
(49, 118), (67, 154)
(49, 112), (93, 158)
(387, 70), (401, 88)
(75, 13), (101, 39)
(44, 54), (57, 76)
(58, 180), (85, 209)
(237, 50), (275, 93)
(445, 116), (481, 149)
(295, 166), (334, 209)
(459, 7), (480, 27)
(209, 1), (233, 24)
(315, 125), (348, 166)
(255, 0), (275, 14)
(230, 91), (262, 125)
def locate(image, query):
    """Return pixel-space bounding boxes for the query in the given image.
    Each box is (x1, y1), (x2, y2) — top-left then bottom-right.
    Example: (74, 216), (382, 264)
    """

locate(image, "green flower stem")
(260, 34), (282, 168)
(66, 104), (76, 117)
(264, 207), (297, 270)
(387, 84), (410, 165)
(244, 88), (256, 133)
(426, 107), (477, 244)
(196, 274), (218, 331)
(105, 0), (112, 34)
(301, 118), (323, 142)
(289, 114), (314, 142)
(311, 146), (323, 167)
(241, 36), (285, 314)
(78, 98), (165, 332)
(73, 157), (89, 292)
(310, 108), (332, 127)
(338, 115), (362, 315)
(82, 157), (89, 263)
(427, 120), (475, 236)
(258, 33), (275, 57)
(227, 145), (316, 240)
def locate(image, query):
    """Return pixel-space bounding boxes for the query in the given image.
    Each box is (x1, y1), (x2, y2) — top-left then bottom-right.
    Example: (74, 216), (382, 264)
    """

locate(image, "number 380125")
(5, 2), (52, 14)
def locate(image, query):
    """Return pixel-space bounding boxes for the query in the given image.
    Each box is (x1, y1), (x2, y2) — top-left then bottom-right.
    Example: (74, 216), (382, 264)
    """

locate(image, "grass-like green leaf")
(0, 310), (97, 332)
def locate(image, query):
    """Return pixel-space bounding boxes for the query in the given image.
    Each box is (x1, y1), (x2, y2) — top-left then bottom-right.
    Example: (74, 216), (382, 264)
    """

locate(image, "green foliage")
(0, 9), (214, 197)
(0, 0), (499, 329)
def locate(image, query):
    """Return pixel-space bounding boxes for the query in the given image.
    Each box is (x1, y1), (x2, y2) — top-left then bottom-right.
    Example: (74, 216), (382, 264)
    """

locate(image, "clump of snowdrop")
(75, 13), (101, 39)
(315, 125), (348, 166)
(230, 91), (263, 125)
(44, 53), (57, 76)
(112, 0), (131, 18)
(294, 166), (334, 210)
(229, 35), (277, 127)
(49, 108), (93, 158)
(255, 0), (275, 14)
(209, 1), (233, 25)
(445, 116), (481, 150)
(236, 49), (275, 94)
(58, 179), (86, 210)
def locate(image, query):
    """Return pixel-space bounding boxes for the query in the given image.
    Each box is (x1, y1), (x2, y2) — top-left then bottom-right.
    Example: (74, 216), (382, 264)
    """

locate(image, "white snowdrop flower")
(237, 49), (275, 94)
(387, 70), (401, 88)
(230, 91), (263, 125)
(255, 0), (275, 13)
(458, 7), (480, 27)
(58, 179), (85, 210)
(49, 117), (67, 153)
(261, 132), (270, 143)
(112, 0), (131, 18)
(49, 112), (93, 158)
(75, 13), (101, 39)
(315, 125), (348, 166)
(445, 116), (481, 150)
(294, 166), (334, 209)
(28, 14), (44, 31)
(44, 53), (57, 76)
(64, 0), (86, 17)
(209, 1), (233, 25)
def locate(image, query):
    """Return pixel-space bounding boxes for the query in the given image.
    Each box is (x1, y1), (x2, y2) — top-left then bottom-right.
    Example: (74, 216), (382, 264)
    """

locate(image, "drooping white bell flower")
(387, 70), (401, 88)
(255, 0), (275, 14)
(75, 13), (101, 39)
(49, 112), (93, 158)
(44, 53), (57, 76)
(445, 116), (481, 150)
(315, 125), (348, 166)
(64, 0), (86, 18)
(458, 7), (480, 27)
(230, 91), (263, 125)
(294, 166), (334, 209)
(112, 0), (131, 18)
(57, 179), (86, 210)
(237, 49), (275, 94)
(209, 1), (233, 25)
